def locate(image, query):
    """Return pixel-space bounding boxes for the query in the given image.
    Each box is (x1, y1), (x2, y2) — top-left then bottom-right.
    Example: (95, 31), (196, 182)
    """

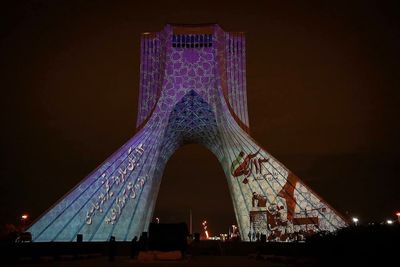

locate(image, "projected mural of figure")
(277, 173), (298, 221)
(231, 151), (258, 183)
(231, 150), (269, 184)
(28, 24), (348, 242)
(252, 192), (267, 208)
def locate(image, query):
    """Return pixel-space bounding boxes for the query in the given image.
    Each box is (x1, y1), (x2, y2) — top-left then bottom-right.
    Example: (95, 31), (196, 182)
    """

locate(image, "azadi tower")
(28, 24), (348, 242)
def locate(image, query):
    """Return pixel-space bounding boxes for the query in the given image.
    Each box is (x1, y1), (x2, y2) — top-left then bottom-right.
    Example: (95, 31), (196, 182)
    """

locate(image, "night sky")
(1, 0), (400, 235)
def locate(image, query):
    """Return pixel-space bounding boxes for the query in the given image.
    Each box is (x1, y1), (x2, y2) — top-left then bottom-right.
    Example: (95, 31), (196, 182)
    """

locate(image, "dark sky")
(1, 0), (400, 235)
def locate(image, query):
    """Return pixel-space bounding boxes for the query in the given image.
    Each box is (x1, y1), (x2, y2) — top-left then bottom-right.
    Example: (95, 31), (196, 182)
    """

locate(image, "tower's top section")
(136, 24), (250, 133)
(167, 24), (220, 48)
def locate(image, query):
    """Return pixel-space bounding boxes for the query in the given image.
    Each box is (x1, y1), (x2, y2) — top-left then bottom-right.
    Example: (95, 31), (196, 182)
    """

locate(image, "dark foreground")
(2, 224), (399, 266)
(3, 255), (317, 267)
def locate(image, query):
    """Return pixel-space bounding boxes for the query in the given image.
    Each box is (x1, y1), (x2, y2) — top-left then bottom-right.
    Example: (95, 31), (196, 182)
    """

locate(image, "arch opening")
(153, 144), (237, 236)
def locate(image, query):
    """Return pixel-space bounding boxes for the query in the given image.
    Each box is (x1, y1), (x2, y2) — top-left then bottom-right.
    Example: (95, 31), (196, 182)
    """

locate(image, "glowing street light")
(231, 225), (237, 238)
(396, 212), (400, 223)
(352, 217), (359, 226)
(202, 220), (209, 239)
(20, 213), (29, 231)
(386, 220), (393, 225)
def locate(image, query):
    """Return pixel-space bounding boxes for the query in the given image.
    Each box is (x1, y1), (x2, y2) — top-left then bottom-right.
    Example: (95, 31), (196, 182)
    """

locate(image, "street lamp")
(352, 217), (359, 226)
(230, 225), (237, 239)
(232, 224), (237, 232)
(20, 213), (29, 231)
(386, 220), (393, 225)
(202, 220), (209, 239)
(396, 212), (400, 223)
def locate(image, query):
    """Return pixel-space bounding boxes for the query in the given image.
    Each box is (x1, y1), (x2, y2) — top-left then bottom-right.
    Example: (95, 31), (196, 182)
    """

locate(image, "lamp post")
(202, 220), (209, 240)
(396, 212), (400, 224)
(20, 213), (29, 231)
(231, 224), (237, 239)
(189, 209), (192, 235)
(352, 217), (359, 226)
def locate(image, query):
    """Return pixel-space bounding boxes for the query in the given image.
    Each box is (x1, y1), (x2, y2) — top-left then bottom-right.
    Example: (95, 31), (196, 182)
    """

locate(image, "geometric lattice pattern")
(28, 24), (348, 242)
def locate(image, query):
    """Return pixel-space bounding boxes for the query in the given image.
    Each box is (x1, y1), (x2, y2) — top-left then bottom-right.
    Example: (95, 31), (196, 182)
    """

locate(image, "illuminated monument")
(28, 24), (348, 242)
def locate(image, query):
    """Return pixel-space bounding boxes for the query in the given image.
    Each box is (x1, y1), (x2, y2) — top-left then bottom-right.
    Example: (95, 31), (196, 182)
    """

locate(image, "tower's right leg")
(217, 115), (348, 241)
